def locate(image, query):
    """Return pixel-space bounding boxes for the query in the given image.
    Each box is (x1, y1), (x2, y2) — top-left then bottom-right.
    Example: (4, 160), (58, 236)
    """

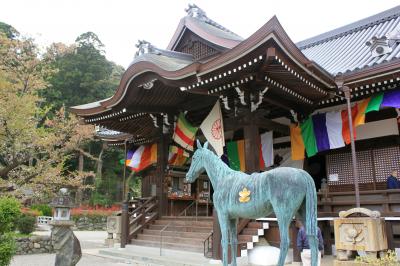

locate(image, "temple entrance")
(304, 154), (326, 191)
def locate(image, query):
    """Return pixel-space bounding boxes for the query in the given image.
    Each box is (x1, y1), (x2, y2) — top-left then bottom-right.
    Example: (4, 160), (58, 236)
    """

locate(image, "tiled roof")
(298, 5), (400, 76)
(184, 16), (243, 43)
(96, 127), (131, 139)
(128, 41), (194, 71)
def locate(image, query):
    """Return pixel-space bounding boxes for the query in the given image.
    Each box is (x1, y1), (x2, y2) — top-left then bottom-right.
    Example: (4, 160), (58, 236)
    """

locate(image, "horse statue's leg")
(276, 214), (291, 266)
(229, 218), (238, 266)
(217, 211), (230, 266)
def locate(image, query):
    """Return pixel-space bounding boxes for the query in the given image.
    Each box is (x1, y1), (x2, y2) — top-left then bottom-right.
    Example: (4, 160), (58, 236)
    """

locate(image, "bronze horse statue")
(186, 141), (318, 266)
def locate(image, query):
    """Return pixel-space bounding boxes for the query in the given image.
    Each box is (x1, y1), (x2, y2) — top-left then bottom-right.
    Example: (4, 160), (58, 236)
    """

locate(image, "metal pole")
(122, 140), (127, 201)
(343, 86), (361, 208)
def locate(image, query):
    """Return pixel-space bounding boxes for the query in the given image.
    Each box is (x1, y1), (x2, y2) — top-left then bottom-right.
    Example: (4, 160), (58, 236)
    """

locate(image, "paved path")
(11, 253), (130, 266)
(11, 230), (335, 266)
(11, 231), (129, 266)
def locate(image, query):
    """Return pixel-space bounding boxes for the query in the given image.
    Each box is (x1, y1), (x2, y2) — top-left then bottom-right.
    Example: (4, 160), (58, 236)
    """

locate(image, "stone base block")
(334, 260), (369, 266)
(105, 238), (119, 247)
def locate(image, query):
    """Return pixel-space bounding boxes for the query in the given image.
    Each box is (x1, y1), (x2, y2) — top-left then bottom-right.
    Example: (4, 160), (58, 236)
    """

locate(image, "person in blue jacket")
(296, 220), (324, 266)
(387, 170), (400, 189)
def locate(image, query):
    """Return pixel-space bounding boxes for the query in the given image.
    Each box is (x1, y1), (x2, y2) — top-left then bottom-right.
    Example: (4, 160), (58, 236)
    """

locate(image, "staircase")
(130, 216), (213, 253)
(238, 220), (269, 257)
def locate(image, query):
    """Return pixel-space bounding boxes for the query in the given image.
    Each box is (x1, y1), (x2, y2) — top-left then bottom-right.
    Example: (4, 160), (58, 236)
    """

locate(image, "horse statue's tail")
(304, 171), (319, 266)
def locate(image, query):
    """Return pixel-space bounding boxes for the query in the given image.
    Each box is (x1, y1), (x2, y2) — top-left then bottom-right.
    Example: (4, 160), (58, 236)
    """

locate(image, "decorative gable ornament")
(185, 4), (207, 20)
(365, 36), (392, 57)
(135, 40), (159, 57)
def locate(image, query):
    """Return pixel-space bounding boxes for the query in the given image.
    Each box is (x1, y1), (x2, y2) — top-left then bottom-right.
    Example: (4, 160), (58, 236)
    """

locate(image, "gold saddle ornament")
(239, 187), (251, 203)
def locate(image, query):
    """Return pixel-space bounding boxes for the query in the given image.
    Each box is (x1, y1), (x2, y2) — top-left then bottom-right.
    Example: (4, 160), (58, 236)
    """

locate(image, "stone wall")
(73, 215), (107, 230)
(15, 235), (53, 255)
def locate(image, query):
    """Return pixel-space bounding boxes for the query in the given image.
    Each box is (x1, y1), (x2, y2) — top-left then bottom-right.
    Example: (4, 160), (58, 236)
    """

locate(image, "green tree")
(0, 33), (93, 197)
(0, 22), (18, 39)
(42, 32), (123, 111)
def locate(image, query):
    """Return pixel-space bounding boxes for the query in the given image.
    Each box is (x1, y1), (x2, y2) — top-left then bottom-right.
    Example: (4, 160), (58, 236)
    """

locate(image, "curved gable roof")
(71, 16), (335, 116)
(167, 8), (243, 51)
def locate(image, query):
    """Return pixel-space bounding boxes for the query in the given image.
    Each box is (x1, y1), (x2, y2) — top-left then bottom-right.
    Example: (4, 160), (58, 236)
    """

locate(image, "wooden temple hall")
(71, 4), (400, 260)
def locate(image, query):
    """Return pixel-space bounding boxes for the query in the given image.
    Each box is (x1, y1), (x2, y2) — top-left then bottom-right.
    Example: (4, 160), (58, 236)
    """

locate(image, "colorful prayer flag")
(168, 146), (190, 166)
(354, 98), (370, 126)
(260, 131), (274, 168)
(325, 111), (345, 149)
(290, 124), (305, 160)
(382, 90), (400, 108)
(173, 113), (198, 151)
(300, 117), (318, 157)
(365, 93), (383, 113)
(200, 101), (225, 156)
(227, 140), (246, 171)
(127, 143), (157, 172)
(312, 113), (330, 152)
(341, 104), (358, 145)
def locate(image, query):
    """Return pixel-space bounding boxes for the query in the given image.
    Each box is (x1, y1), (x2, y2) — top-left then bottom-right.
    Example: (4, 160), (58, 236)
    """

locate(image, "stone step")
(148, 224), (212, 233)
(242, 228), (264, 236)
(238, 234), (259, 243)
(246, 221), (269, 229)
(160, 216), (213, 222)
(154, 219), (213, 227)
(98, 247), (207, 266)
(130, 239), (203, 253)
(142, 229), (210, 239)
(137, 234), (205, 245)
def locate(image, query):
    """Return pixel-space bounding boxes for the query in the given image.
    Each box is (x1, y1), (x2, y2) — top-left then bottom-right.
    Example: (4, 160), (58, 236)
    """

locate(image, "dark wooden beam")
(180, 95), (218, 111)
(127, 105), (176, 114)
(224, 112), (289, 135)
(243, 112), (260, 173)
(254, 116), (289, 135)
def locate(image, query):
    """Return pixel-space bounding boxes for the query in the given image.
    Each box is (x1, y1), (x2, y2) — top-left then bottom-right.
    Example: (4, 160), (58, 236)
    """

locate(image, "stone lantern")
(51, 188), (73, 221)
(50, 188), (82, 266)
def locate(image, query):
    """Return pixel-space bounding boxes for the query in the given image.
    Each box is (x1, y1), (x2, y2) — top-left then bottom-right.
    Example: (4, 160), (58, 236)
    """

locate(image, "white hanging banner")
(200, 101), (225, 156)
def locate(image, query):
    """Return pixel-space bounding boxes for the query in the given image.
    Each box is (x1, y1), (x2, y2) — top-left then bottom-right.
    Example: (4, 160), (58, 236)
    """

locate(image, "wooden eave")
(340, 58), (400, 87)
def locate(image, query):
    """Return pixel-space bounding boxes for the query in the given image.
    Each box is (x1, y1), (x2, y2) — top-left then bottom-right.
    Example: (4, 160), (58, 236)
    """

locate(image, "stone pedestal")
(334, 208), (388, 262)
(105, 216), (121, 247)
(50, 220), (82, 266)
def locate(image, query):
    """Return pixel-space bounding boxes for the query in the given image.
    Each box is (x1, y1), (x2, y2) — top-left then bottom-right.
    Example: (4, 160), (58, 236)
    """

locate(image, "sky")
(1, 0), (399, 68)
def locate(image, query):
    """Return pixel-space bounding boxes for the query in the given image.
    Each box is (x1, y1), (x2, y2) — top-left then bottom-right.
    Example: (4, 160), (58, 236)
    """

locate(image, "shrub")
(0, 234), (16, 266)
(30, 204), (52, 216)
(0, 197), (21, 234)
(16, 214), (36, 235)
(20, 207), (41, 217)
(355, 250), (399, 265)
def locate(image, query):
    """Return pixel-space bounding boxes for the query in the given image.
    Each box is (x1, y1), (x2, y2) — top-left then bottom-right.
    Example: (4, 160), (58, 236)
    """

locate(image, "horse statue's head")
(185, 140), (209, 183)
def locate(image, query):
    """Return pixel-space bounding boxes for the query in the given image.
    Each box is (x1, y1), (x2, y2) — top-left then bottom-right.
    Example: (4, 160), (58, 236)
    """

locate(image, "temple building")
(71, 4), (400, 260)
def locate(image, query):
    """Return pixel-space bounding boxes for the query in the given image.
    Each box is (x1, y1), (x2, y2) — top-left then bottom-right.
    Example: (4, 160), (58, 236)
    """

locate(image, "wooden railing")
(121, 196), (158, 245)
(203, 231), (213, 258)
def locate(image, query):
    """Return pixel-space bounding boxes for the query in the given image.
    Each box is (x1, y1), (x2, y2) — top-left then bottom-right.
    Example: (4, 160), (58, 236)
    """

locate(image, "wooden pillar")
(243, 112), (260, 173)
(120, 201), (129, 248)
(156, 120), (169, 216)
(212, 208), (222, 260)
(291, 222), (301, 262)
